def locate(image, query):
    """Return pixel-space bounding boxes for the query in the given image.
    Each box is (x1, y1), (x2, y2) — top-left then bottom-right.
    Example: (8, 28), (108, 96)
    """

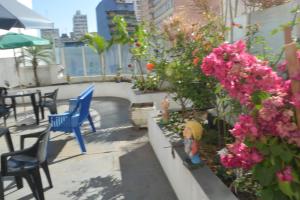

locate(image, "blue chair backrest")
(78, 86), (94, 124)
(79, 85), (94, 97)
(69, 85), (94, 114)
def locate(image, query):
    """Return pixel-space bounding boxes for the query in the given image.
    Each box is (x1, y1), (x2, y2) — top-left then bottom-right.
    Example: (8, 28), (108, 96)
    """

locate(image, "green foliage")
(81, 33), (108, 76)
(151, 16), (226, 112)
(23, 46), (53, 86)
(244, 136), (300, 200)
(232, 171), (262, 197)
(110, 15), (132, 45)
(81, 33), (107, 54)
(132, 74), (160, 92)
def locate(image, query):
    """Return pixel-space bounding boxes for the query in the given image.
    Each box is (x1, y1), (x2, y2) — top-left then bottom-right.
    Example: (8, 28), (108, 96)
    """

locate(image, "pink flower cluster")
(220, 142), (263, 170)
(201, 40), (290, 107)
(276, 166), (293, 182)
(201, 40), (300, 169)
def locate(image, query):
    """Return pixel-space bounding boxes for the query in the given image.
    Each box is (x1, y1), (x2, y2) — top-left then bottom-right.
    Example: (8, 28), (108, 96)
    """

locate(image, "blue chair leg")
(87, 114), (96, 132)
(73, 127), (86, 153)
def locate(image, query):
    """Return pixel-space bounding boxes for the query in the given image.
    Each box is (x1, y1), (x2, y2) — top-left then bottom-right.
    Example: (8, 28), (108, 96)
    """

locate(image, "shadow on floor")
(84, 127), (146, 144)
(61, 143), (177, 200)
(61, 175), (123, 200)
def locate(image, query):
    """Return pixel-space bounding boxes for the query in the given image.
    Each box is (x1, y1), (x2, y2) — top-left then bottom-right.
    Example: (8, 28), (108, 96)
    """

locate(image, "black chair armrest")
(1, 147), (35, 175)
(20, 130), (45, 150)
(42, 92), (55, 100)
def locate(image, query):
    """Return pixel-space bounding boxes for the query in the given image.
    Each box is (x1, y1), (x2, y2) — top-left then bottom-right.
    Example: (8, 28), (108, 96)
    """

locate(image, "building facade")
(96, 0), (137, 40)
(141, 0), (221, 27)
(72, 10), (88, 40)
(40, 28), (60, 47)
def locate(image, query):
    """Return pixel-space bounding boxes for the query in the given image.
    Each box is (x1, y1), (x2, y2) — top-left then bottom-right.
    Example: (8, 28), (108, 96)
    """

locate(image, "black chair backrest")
(36, 126), (51, 163)
(52, 89), (59, 102)
(0, 87), (7, 106)
(0, 87), (7, 96)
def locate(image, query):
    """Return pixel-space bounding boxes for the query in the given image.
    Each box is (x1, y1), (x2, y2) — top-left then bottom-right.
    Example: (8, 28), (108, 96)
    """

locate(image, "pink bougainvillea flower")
(201, 40), (300, 174)
(290, 92), (300, 109)
(277, 61), (287, 72)
(220, 142), (264, 170)
(276, 166), (293, 182)
(297, 50), (300, 60)
(291, 72), (300, 81)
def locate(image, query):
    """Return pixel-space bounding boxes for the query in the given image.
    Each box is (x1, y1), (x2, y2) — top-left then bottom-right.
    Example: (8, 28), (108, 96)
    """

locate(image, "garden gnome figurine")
(183, 121), (204, 169)
(160, 96), (170, 124)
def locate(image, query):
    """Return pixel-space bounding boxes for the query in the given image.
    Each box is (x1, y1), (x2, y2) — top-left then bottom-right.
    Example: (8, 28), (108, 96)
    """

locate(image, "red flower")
(231, 22), (243, 29)
(146, 63), (155, 71)
(193, 57), (200, 66)
(135, 42), (141, 47)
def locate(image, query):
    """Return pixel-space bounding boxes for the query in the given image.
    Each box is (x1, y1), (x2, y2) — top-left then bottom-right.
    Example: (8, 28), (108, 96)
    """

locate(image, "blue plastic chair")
(48, 85), (96, 153)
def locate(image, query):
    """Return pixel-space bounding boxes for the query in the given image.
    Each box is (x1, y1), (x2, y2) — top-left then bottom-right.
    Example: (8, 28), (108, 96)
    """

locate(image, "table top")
(3, 90), (38, 98)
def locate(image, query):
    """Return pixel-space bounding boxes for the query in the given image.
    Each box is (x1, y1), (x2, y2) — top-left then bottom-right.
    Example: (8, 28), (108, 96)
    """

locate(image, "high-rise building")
(141, 0), (221, 27)
(72, 10), (88, 40)
(96, 0), (137, 40)
(133, 0), (142, 22)
(40, 28), (59, 40)
(40, 28), (60, 47)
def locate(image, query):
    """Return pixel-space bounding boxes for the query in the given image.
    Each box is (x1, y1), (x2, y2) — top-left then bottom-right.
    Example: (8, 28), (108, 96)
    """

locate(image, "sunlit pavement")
(0, 97), (177, 200)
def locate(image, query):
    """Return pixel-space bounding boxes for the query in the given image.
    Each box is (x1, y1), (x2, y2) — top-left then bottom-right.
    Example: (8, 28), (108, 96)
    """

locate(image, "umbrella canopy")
(0, 32), (50, 49)
(0, 0), (53, 30)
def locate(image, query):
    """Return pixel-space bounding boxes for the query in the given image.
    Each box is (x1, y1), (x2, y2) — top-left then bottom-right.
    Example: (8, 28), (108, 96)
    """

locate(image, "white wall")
(231, 1), (300, 55)
(18, 64), (66, 86)
(0, 0), (38, 59)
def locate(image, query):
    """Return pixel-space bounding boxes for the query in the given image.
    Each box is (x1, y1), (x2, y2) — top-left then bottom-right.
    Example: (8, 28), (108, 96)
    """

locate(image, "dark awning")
(0, 0), (53, 30)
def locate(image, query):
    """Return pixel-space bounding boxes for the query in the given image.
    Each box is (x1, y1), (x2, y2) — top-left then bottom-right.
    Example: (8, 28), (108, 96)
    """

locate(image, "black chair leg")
(41, 107), (45, 120)
(24, 174), (38, 200)
(41, 161), (53, 188)
(49, 105), (57, 114)
(15, 176), (23, 189)
(32, 169), (44, 200)
(0, 176), (4, 200)
(11, 97), (17, 120)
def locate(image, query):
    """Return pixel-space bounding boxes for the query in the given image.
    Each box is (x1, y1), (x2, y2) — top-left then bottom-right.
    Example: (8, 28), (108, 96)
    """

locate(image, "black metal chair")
(20, 129), (53, 188)
(0, 105), (10, 126)
(0, 87), (17, 123)
(37, 89), (59, 120)
(0, 127), (51, 200)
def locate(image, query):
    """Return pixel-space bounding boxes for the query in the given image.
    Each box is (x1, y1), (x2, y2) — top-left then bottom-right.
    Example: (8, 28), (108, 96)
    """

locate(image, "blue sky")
(33, 0), (101, 35)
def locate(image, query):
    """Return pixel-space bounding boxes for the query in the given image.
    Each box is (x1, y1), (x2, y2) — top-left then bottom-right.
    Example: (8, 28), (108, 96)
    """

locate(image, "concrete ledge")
(11, 82), (183, 110)
(147, 116), (238, 200)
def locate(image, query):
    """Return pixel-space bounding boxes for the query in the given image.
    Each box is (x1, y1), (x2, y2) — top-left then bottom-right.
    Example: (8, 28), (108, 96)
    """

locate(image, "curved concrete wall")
(9, 82), (183, 110)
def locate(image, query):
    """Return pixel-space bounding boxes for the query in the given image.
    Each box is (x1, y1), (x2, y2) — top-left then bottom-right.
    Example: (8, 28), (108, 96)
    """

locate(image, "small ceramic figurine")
(160, 97), (170, 124)
(183, 120), (204, 169)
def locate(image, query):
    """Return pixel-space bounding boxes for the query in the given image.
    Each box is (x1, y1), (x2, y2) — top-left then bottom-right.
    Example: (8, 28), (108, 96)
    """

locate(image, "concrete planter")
(130, 102), (155, 128)
(147, 116), (238, 200)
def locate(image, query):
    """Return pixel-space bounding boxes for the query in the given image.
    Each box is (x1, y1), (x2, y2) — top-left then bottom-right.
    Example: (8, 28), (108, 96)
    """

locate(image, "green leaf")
(278, 181), (293, 198)
(253, 164), (275, 186)
(251, 90), (270, 109)
(271, 28), (279, 35)
(261, 188), (274, 200)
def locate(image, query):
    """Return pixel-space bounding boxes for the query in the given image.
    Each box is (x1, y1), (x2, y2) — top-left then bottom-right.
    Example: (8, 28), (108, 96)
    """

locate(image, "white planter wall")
(10, 82), (183, 110)
(9, 82), (183, 111)
(147, 116), (238, 200)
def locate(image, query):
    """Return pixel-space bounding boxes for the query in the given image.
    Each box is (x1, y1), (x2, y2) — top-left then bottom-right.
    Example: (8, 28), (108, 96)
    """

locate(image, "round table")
(2, 90), (40, 125)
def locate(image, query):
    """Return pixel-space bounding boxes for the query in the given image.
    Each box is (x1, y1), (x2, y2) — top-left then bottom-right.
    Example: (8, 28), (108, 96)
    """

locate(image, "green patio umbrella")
(0, 32), (50, 49)
(0, 32), (50, 80)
